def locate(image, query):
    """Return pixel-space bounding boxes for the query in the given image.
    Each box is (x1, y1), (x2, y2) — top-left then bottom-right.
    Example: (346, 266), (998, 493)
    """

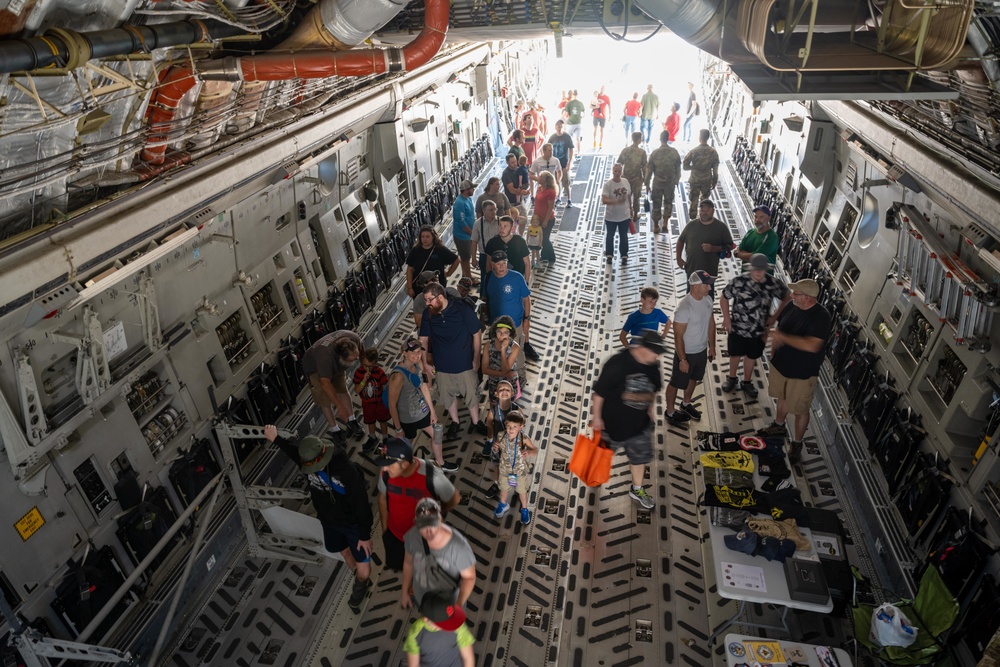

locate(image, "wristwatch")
(523, 315), (531, 320)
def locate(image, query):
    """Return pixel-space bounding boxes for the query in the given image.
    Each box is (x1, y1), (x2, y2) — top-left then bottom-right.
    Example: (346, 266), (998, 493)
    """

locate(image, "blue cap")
(724, 530), (796, 561)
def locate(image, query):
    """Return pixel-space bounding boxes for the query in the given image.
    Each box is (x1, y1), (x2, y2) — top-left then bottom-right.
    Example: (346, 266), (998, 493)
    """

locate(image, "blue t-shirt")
(622, 308), (670, 340)
(485, 270), (531, 327)
(452, 195), (475, 242)
(419, 299), (483, 373)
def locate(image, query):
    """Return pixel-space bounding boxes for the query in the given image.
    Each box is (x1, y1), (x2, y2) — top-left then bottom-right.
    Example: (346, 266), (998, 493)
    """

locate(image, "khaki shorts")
(767, 366), (818, 415)
(436, 369), (479, 403)
(309, 372), (347, 408)
(499, 460), (531, 495)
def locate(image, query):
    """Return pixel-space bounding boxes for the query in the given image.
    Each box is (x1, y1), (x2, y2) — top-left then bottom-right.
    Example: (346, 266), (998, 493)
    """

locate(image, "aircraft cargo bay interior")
(1, 1), (1000, 666)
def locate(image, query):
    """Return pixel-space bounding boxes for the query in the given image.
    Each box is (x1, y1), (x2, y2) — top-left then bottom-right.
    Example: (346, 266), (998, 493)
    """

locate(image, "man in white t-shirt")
(665, 270), (716, 424)
(601, 162), (632, 263)
(529, 143), (562, 200)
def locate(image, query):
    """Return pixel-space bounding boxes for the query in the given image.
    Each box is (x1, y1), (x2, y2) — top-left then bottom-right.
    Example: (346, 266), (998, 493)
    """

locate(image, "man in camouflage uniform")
(644, 130), (681, 234)
(683, 129), (719, 220)
(616, 131), (647, 221)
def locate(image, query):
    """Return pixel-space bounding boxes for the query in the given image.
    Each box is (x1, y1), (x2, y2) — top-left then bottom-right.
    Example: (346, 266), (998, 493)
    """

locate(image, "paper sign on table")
(721, 561), (767, 591)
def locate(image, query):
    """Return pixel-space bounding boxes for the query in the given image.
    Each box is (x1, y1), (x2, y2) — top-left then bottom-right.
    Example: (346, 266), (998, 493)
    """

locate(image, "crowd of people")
(266, 83), (835, 665)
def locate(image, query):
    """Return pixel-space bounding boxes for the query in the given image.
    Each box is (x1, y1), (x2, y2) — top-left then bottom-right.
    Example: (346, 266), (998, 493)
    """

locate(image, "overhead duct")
(0, 20), (245, 74)
(736, 0), (974, 72)
(280, 0), (410, 51)
(636, 0), (975, 97)
(141, 0), (445, 165)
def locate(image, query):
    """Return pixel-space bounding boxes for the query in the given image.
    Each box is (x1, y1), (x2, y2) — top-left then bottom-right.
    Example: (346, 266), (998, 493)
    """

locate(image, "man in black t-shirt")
(765, 279), (832, 463)
(547, 121), (576, 206)
(484, 215), (531, 283)
(502, 153), (529, 223)
(590, 330), (664, 509)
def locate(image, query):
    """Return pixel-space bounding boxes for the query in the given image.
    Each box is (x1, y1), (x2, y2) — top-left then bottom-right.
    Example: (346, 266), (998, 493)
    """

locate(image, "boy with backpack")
(375, 439), (460, 571)
(263, 425), (373, 612)
(353, 347), (391, 453)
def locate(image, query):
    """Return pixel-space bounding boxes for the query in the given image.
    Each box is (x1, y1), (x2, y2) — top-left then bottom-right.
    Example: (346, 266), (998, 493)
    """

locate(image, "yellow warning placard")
(15, 507), (45, 541)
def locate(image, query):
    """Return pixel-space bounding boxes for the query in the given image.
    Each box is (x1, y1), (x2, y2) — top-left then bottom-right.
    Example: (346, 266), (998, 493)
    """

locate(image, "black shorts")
(401, 413), (431, 439)
(382, 529), (406, 571)
(322, 522), (370, 562)
(593, 117), (606, 128)
(728, 333), (766, 359)
(669, 349), (708, 388)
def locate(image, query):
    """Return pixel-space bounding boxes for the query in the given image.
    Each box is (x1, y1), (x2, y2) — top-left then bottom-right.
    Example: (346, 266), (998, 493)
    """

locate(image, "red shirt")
(625, 99), (642, 117)
(664, 112), (681, 142)
(353, 365), (390, 421)
(593, 94), (610, 119)
(534, 187), (557, 223)
(384, 464), (433, 539)
(521, 127), (541, 164)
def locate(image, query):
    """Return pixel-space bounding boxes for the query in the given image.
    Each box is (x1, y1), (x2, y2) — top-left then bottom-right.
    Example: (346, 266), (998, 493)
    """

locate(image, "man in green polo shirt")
(735, 205), (780, 272)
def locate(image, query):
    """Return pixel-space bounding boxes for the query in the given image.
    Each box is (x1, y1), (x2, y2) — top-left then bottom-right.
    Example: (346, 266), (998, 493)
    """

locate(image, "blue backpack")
(382, 366), (423, 408)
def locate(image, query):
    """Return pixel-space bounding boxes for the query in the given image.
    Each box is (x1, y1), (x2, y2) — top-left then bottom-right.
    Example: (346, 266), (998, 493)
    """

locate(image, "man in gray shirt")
(301, 330), (365, 445)
(401, 498), (477, 610)
(676, 199), (733, 291)
(665, 271), (716, 425)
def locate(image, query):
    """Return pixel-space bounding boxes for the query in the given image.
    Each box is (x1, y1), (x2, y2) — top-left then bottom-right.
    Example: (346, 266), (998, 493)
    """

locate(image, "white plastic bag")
(870, 603), (918, 647)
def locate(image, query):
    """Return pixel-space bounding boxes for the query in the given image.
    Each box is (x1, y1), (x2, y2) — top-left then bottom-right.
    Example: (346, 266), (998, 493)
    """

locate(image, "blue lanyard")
(505, 433), (520, 468)
(316, 471), (345, 495)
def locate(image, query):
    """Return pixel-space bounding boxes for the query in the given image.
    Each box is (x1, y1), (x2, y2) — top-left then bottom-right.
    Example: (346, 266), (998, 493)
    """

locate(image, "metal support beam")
(147, 474), (225, 666)
(10, 633), (133, 666)
(15, 348), (48, 446)
(76, 474), (223, 644)
(213, 422), (324, 565)
(137, 271), (163, 352)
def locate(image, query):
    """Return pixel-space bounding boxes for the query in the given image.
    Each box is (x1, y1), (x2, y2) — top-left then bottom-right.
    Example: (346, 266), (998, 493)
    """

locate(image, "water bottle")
(433, 423), (443, 446)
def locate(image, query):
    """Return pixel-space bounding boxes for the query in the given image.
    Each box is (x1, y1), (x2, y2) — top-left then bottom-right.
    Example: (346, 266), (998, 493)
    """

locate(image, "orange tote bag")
(568, 430), (613, 487)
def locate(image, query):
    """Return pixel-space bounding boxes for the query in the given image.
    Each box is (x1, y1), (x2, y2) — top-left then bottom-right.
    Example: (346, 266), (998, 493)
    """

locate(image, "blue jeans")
(682, 115), (694, 142)
(640, 118), (655, 144)
(624, 116), (637, 140)
(541, 220), (556, 263)
(604, 219), (630, 258)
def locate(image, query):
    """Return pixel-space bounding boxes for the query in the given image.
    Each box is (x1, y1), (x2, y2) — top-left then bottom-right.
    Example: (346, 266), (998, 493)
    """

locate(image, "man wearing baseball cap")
(403, 590), (476, 665)
(452, 180), (476, 286)
(401, 498), (476, 612)
(764, 278), (832, 463)
(720, 253), (791, 397)
(735, 204), (780, 271)
(376, 439), (460, 571)
(263, 426), (373, 612)
(591, 329), (666, 510)
(484, 249), (532, 364)
(665, 270), (716, 426)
